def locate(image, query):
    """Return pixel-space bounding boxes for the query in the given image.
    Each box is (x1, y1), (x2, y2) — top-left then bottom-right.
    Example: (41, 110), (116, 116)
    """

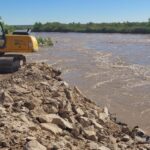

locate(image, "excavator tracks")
(0, 54), (26, 73)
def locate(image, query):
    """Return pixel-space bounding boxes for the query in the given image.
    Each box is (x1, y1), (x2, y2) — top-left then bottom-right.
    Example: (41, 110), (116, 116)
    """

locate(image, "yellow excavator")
(0, 22), (38, 73)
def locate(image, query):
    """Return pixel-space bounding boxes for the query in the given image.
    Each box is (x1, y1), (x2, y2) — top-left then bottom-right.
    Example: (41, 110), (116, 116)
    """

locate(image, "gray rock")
(60, 81), (69, 89)
(71, 126), (81, 137)
(43, 98), (59, 108)
(83, 129), (97, 141)
(87, 141), (100, 150)
(51, 91), (61, 98)
(99, 107), (110, 122)
(40, 123), (62, 134)
(64, 89), (73, 100)
(99, 146), (110, 150)
(91, 119), (103, 130)
(26, 137), (36, 142)
(74, 107), (84, 116)
(64, 102), (72, 112)
(132, 127), (145, 137)
(118, 143), (128, 149)
(40, 81), (49, 86)
(43, 75), (51, 80)
(0, 90), (13, 106)
(74, 86), (85, 97)
(0, 140), (10, 148)
(24, 101), (35, 110)
(132, 126), (150, 143)
(0, 106), (6, 114)
(0, 90), (5, 102)
(43, 105), (58, 114)
(19, 114), (30, 123)
(37, 114), (58, 123)
(38, 114), (73, 130)
(79, 117), (91, 127)
(121, 134), (131, 142)
(135, 136), (148, 143)
(48, 141), (66, 150)
(12, 122), (29, 133)
(24, 140), (47, 150)
(10, 85), (30, 95)
(52, 116), (73, 130)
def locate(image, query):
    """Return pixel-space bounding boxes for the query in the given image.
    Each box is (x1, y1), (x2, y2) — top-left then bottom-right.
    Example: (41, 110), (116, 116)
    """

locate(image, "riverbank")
(0, 63), (149, 150)
(26, 33), (150, 134)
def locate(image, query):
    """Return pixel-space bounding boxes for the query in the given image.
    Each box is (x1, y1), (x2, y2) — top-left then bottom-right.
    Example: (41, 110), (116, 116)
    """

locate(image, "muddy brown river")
(28, 33), (150, 134)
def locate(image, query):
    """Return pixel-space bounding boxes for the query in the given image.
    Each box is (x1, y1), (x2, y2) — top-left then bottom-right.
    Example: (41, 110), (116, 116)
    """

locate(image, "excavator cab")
(0, 22), (39, 73)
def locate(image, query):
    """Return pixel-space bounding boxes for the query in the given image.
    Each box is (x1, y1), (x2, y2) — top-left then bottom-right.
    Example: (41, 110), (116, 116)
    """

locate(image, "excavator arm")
(0, 22), (6, 54)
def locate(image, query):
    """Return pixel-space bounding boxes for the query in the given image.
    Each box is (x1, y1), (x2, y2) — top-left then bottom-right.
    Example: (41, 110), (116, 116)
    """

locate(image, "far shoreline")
(9, 21), (150, 34)
(32, 31), (150, 35)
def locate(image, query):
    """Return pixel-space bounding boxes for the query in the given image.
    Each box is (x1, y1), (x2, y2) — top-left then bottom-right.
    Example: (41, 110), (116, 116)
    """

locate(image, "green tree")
(32, 22), (43, 32)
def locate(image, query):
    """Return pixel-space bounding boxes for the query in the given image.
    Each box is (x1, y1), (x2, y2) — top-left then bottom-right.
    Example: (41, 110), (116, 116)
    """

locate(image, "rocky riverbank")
(0, 63), (150, 150)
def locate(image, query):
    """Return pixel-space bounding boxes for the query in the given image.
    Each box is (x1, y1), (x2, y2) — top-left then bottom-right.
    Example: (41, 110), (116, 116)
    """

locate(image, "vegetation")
(36, 36), (53, 47)
(1, 16), (150, 34)
(32, 20), (150, 34)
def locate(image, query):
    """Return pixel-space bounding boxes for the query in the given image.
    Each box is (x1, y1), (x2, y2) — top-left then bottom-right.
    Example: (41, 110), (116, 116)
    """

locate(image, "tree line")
(31, 21), (150, 34)
(1, 16), (150, 34)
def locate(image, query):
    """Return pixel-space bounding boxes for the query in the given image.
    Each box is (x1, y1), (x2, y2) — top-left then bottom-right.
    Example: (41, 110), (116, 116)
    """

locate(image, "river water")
(28, 33), (150, 133)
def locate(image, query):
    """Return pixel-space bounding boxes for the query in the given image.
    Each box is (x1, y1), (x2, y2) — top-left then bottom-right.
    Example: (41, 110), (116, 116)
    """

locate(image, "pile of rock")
(0, 63), (149, 150)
